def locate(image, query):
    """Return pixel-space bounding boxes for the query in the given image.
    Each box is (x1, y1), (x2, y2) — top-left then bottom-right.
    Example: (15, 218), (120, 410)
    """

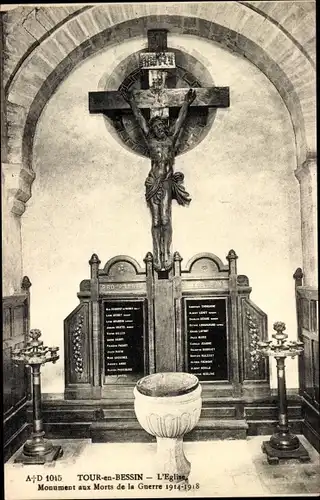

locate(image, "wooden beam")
(89, 87), (230, 113)
(147, 29), (168, 51)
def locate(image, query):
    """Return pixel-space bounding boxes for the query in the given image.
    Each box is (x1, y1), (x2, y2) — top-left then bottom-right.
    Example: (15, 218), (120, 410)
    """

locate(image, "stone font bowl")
(134, 372), (202, 481)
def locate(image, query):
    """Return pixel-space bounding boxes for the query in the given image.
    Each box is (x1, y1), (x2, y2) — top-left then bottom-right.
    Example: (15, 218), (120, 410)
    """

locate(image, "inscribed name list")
(104, 301), (144, 376)
(186, 298), (228, 381)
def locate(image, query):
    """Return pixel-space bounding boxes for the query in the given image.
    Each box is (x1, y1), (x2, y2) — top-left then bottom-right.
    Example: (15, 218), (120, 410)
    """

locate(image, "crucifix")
(89, 29), (230, 273)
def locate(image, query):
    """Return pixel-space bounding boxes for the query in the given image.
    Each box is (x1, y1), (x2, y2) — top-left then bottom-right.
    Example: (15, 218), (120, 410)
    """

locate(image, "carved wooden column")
(293, 268), (303, 336)
(21, 275), (32, 399)
(89, 253), (101, 398)
(21, 276), (32, 336)
(295, 155), (317, 287)
(293, 268), (305, 401)
(227, 249), (241, 397)
(144, 252), (155, 374)
(173, 251), (183, 371)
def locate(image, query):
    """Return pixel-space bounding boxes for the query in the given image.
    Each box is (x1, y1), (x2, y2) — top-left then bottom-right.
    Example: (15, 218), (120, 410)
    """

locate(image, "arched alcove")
(4, 8), (315, 181)
(19, 33), (303, 393)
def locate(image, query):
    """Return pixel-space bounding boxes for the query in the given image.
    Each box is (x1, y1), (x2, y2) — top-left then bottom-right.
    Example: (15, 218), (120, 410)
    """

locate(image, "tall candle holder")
(257, 322), (310, 464)
(12, 329), (63, 464)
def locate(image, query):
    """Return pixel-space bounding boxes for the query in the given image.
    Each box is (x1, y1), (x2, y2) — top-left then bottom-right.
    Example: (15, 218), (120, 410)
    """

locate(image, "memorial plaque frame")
(64, 253), (155, 400)
(173, 251), (270, 398)
(64, 249), (269, 402)
(183, 296), (229, 382)
(102, 297), (148, 384)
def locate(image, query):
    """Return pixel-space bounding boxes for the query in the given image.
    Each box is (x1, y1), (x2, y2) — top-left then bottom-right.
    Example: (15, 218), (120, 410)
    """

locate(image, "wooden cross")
(89, 29), (229, 122)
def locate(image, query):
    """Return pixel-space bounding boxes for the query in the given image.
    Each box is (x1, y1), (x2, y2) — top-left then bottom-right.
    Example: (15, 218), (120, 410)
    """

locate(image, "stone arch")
(4, 3), (316, 214)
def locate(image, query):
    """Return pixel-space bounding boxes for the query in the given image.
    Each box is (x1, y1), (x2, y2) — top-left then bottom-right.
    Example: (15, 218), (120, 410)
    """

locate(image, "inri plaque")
(104, 300), (144, 378)
(185, 298), (228, 381)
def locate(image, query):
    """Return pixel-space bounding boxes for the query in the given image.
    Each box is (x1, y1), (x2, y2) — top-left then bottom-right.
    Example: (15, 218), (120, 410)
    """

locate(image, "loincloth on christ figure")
(145, 171), (191, 206)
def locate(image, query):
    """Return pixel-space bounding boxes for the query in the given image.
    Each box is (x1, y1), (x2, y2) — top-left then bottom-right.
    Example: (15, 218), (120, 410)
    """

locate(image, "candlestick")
(12, 329), (63, 464)
(257, 322), (310, 464)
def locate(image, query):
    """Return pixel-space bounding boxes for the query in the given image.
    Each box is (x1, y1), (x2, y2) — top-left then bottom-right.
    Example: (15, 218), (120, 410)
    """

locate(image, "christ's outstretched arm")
(121, 88), (149, 138)
(172, 89), (196, 146)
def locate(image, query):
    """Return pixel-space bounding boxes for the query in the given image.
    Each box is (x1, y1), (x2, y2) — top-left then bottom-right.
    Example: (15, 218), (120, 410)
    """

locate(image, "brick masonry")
(2, 2), (316, 172)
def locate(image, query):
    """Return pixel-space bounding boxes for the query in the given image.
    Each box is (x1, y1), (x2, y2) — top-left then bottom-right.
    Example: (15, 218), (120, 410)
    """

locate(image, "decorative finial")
(237, 275), (249, 286)
(272, 321), (288, 344)
(173, 251), (183, 262)
(293, 268), (303, 281)
(22, 276), (32, 290)
(144, 252), (153, 263)
(273, 321), (286, 334)
(29, 329), (42, 341)
(226, 249), (238, 260)
(89, 253), (101, 265)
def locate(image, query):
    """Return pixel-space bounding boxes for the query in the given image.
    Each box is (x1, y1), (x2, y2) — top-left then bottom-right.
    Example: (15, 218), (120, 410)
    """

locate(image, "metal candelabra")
(257, 322), (310, 464)
(12, 329), (63, 464)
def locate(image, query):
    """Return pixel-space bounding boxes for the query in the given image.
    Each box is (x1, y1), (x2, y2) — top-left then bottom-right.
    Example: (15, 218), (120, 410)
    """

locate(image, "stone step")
(90, 419), (248, 442)
(100, 406), (241, 420)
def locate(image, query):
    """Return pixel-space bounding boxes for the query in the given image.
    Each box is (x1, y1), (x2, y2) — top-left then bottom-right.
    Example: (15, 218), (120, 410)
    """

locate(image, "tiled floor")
(5, 435), (320, 499)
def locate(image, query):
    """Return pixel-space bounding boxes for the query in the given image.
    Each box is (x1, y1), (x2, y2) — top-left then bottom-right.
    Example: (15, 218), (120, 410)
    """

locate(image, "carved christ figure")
(122, 88), (196, 271)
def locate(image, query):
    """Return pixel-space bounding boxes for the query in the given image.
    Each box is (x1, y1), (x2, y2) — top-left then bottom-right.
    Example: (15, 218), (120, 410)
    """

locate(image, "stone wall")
(1, 3), (316, 393)
(21, 36), (302, 392)
(2, 3), (316, 172)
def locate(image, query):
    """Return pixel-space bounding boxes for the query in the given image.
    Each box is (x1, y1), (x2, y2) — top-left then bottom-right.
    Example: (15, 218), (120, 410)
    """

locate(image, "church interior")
(2, 2), (318, 498)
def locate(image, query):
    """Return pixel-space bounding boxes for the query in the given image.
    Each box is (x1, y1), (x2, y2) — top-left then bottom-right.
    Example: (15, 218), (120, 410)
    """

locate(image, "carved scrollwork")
(71, 315), (84, 375)
(245, 309), (261, 374)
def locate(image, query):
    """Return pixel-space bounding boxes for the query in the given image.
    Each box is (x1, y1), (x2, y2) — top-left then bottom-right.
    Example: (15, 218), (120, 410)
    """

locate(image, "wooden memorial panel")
(185, 297), (228, 381)
(64, 254), (154, 399)
(104, 299), (146, 382)
(174, 251), (270, 398)
(64, 251), (269, 400)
